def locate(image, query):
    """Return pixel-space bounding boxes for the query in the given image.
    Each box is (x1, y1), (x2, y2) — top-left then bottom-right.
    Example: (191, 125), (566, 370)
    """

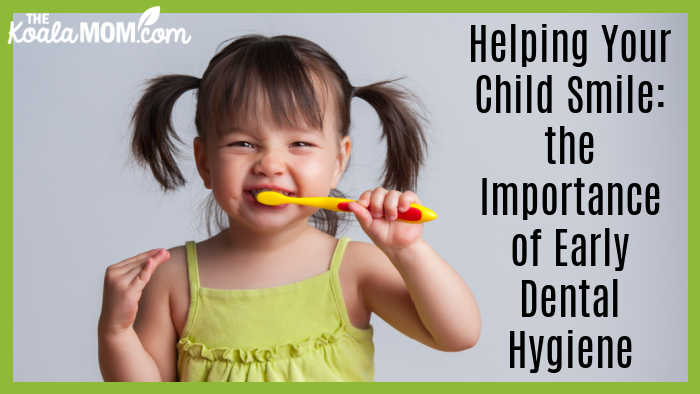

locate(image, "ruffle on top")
(177, 329), (341, 364)
(176, 322), (373, 381)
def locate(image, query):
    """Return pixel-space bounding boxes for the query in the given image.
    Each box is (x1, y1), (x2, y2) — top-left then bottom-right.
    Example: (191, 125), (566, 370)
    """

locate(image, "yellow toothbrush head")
(256, 190), (291, 206)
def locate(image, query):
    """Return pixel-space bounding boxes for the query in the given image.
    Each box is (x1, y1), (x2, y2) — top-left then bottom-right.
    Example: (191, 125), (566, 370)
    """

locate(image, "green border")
(2, 0), (692, 391)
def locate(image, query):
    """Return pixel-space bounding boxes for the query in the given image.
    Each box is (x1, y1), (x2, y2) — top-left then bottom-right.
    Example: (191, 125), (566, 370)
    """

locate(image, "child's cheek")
(295, 158), (336, 194)
(210, 165), (245, 198)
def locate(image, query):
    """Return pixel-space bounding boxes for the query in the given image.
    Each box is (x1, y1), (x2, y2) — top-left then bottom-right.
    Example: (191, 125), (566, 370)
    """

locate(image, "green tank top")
(176, 236), (375, 381)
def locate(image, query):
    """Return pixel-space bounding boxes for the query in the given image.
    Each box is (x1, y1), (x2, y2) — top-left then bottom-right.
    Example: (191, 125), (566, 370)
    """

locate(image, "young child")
(98, 34), (481, 382)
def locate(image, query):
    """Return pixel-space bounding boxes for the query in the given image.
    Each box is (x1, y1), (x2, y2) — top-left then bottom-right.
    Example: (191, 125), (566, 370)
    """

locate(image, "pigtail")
(309, 189), (351, 236)
(353, 80), (428, 191)
(130, 74), (201, 191)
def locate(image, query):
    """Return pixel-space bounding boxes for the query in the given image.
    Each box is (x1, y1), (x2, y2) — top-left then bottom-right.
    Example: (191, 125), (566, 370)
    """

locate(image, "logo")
(8, 6), (192, 44)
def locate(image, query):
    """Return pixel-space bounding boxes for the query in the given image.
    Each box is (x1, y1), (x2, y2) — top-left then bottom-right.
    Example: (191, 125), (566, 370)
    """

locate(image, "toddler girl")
(98, 34), (481, 382)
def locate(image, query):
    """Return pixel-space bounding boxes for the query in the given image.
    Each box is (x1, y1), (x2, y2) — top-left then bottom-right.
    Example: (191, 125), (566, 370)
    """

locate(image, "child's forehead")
(207, 64), (343, 140)
(216, 110), (338, 139)
(223, 123), (325, 136)
(219, 99), (340, 138)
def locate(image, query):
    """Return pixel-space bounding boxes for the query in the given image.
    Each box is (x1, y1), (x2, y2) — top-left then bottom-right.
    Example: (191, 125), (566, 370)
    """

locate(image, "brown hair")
(130, 34), (427, 236)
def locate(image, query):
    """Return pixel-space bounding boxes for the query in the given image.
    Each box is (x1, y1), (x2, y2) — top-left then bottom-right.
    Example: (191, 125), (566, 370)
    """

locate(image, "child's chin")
(248, 214), (299, 230)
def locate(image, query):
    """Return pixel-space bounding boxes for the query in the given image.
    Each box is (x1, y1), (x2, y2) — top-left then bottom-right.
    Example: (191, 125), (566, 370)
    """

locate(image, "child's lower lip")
(245, 191), (289, 209)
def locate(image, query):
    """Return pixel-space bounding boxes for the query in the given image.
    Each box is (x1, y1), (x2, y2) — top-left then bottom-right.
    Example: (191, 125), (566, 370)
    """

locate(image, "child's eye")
(291, 141), (314, 148)
(228, 141), (255, 149)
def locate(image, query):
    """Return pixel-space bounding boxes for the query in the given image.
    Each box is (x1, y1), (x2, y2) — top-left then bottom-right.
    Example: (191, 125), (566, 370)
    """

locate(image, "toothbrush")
(255, 191), (437, 224)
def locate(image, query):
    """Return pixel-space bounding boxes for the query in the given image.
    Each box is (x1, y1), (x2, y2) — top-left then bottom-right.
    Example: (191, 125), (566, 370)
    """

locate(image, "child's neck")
(220, 218), (318, 254)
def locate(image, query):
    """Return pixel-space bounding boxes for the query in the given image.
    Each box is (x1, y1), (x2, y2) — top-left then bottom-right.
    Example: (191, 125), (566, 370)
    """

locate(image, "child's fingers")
(118, 248), (161, 266)
(123, 256), (154, 284)
(369, 187), (388, 218)
(348, 201), (373, 228)
(129, 250), (170, 287)
(398, 191), (420, 212)
(384, 190), (401, 220)
(123, 263), (145, 281)
(357, 191), (371, 208)
(123, 260), (149, 284)
(109, 248), (163, 274)
(123, 251), (165, 280)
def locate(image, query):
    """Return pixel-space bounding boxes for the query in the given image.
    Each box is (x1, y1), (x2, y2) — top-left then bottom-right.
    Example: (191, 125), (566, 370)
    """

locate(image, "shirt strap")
(329, 236), (350, 275)
(181, 241), (201, 338)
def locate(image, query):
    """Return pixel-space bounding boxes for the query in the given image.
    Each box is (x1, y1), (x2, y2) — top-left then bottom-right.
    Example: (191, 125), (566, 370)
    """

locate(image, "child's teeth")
(250, 189), (292, 197)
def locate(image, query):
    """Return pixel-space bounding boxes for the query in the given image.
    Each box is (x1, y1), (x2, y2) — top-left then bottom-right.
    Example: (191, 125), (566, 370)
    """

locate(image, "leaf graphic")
(138, 6), (160, 30)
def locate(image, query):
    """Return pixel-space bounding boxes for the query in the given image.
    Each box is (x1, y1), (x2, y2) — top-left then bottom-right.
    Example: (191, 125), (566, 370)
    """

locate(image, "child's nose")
(253, 149), (286, 176)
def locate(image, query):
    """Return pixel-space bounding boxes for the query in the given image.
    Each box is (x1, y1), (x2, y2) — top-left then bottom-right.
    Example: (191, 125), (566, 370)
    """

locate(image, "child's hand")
(347, 187), (424, 254)
(98, 248), (170, 337)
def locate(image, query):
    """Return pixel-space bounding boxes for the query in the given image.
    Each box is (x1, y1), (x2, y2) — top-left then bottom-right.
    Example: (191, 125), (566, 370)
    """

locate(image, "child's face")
(194, 107), (351, 232)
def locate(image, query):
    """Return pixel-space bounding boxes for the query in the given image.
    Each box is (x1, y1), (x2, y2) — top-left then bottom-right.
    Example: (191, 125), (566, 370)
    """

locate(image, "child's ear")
(331, 136), (351, 189)
(193, 136), (212, 189)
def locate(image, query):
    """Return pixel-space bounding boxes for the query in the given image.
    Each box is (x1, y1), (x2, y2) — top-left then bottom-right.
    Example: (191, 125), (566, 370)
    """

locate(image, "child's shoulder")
(333, 239), (383, 330)
(152, 243), (189, 338)
(344, 240), (386, 263)
(141, 243), (187, 297)
(343, 240), (393, 283)
(342, 239), (398, 327)
(148, 243), (187, 292)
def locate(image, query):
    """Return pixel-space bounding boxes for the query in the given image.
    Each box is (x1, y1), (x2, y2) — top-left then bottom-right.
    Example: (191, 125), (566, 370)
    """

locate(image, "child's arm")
(347, 188), (481, 351)
(98, 248), (176, 381)
(98, 325), (163, 381)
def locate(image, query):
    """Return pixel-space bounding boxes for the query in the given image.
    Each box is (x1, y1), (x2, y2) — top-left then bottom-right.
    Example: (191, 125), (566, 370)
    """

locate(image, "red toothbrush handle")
(336, 202), (422, 221)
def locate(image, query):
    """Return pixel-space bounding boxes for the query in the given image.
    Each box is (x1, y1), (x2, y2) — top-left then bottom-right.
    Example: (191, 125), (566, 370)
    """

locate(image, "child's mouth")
(244, 188), (295, 209)
(248, 188), (294, 199)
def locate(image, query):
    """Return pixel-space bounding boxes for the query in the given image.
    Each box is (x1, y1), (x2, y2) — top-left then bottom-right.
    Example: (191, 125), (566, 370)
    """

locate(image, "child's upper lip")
(244, 184), (296, 194)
